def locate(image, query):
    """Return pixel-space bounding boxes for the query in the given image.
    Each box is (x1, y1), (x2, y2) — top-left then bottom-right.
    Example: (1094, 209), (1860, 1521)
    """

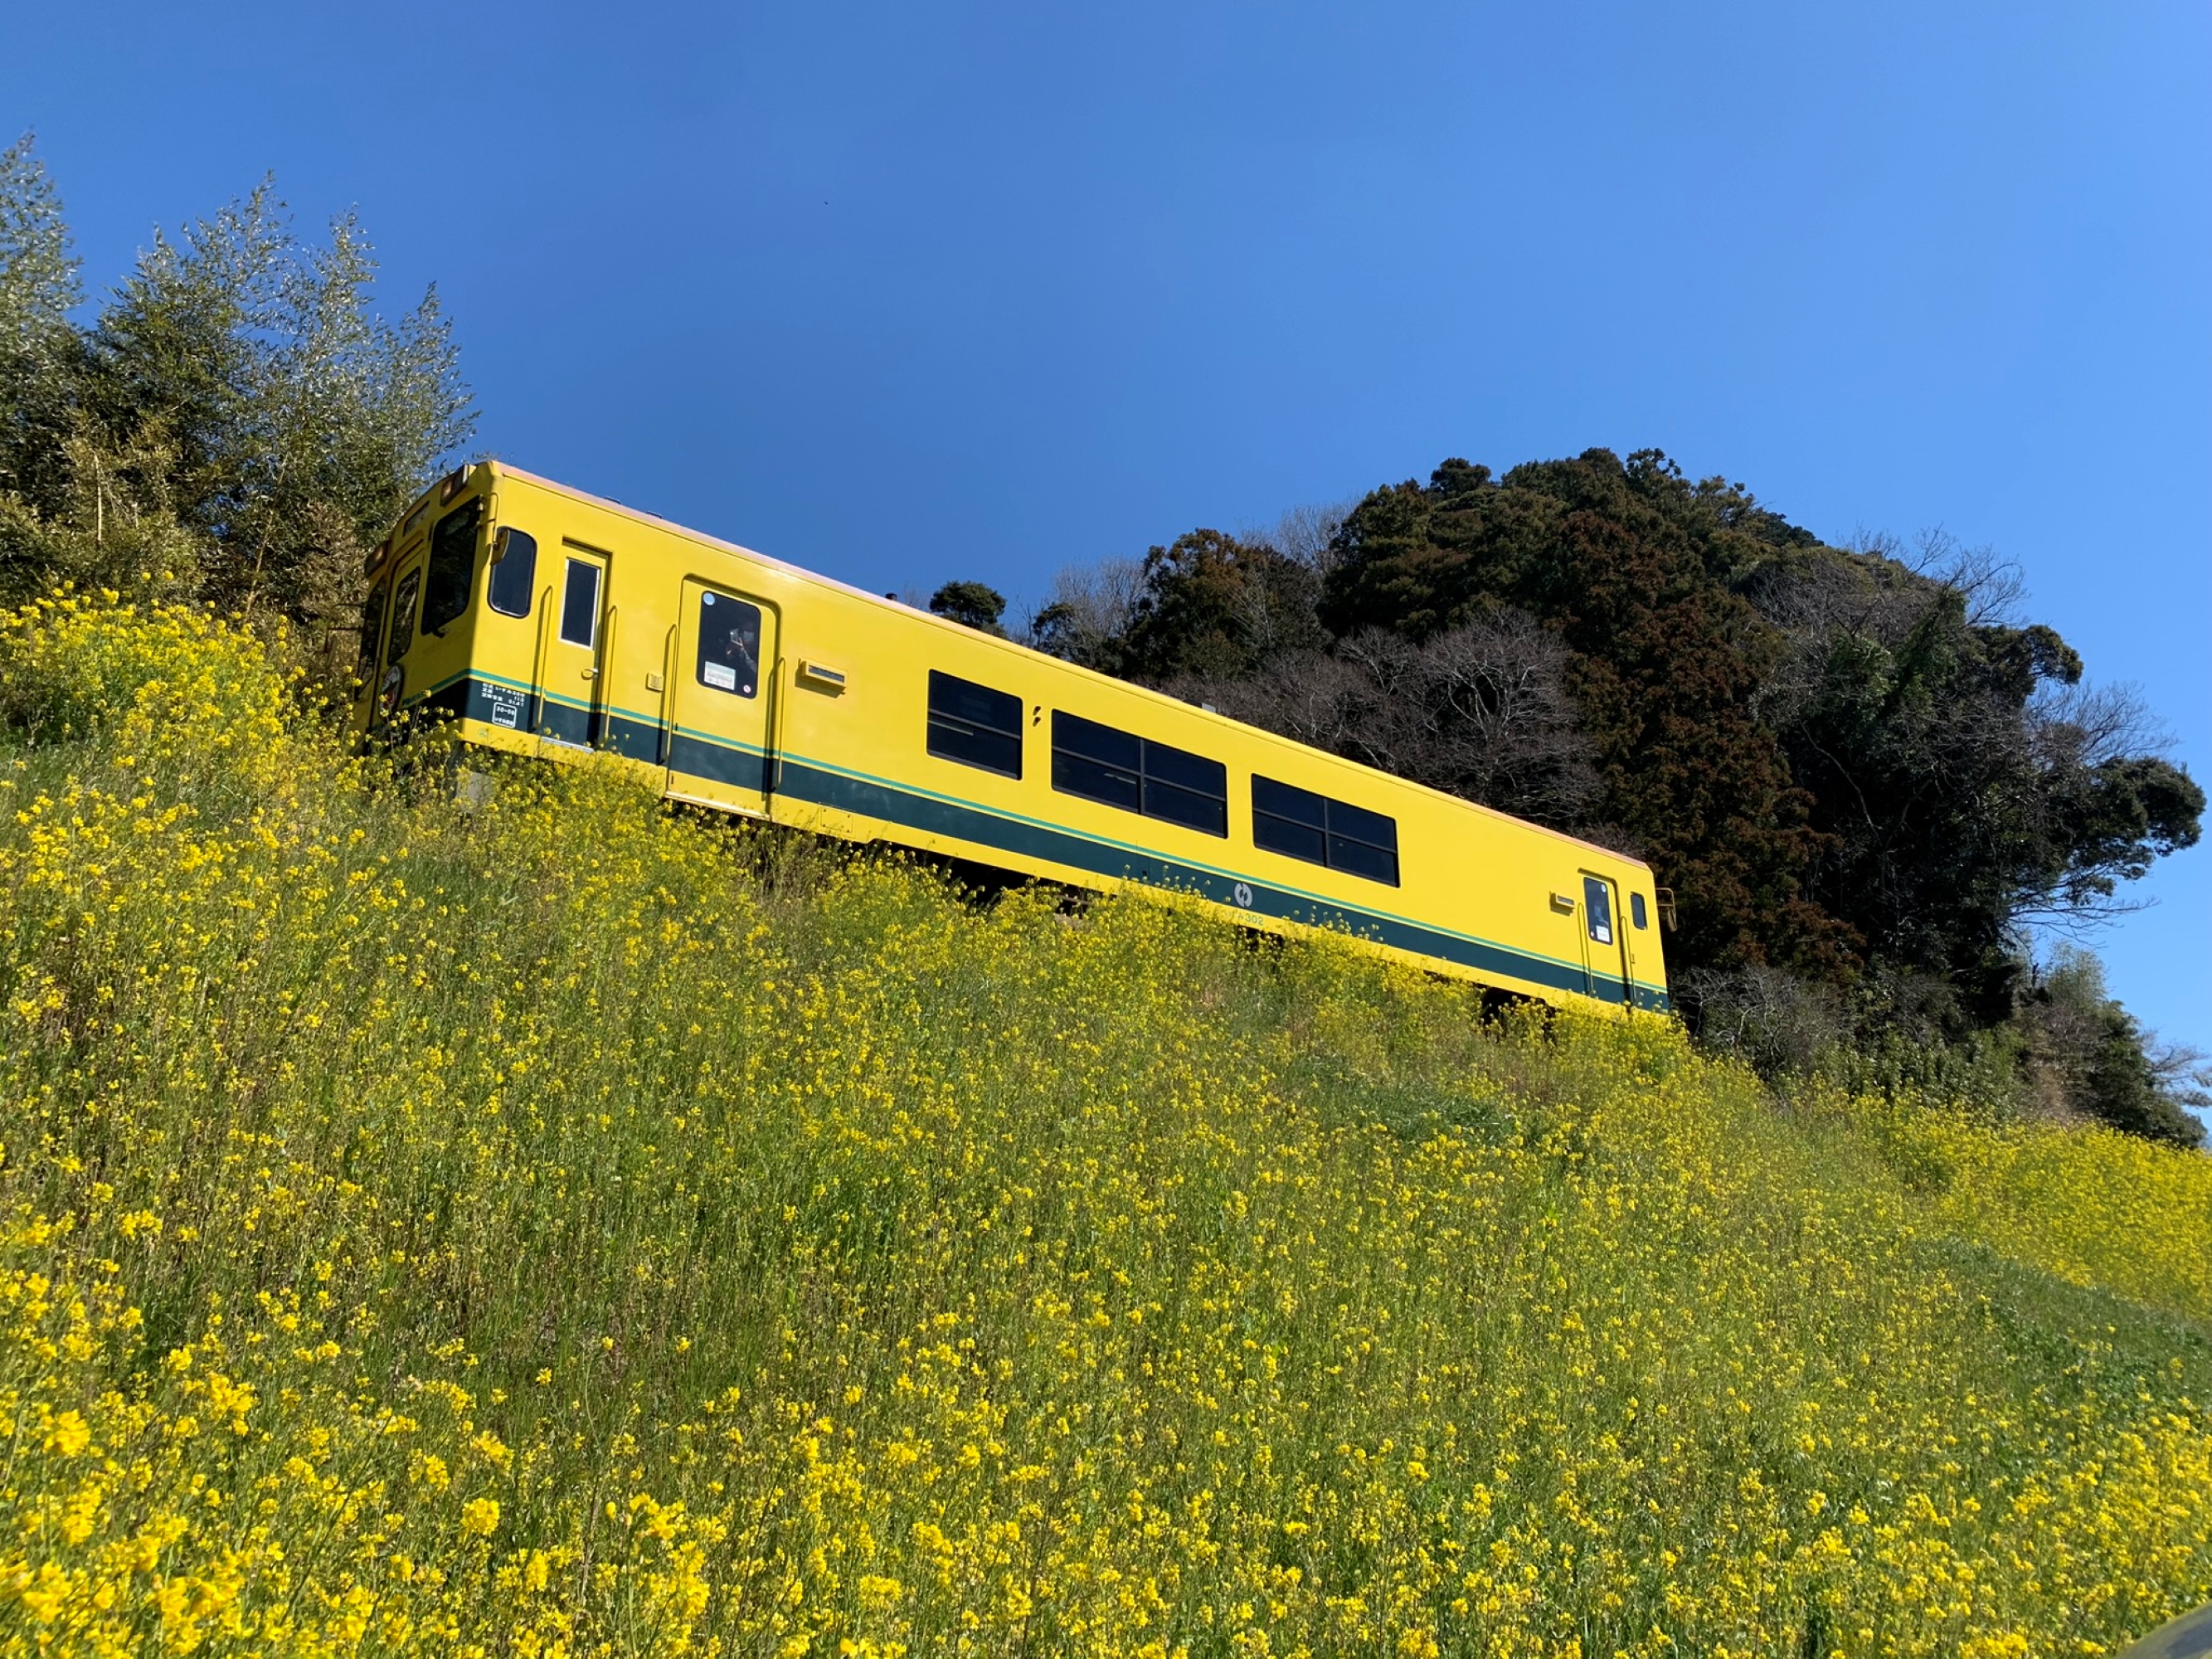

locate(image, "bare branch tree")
(1023, 557), (1144, 666)
(1165, 609), (1599, 826)
(2027, 680), (2171, 771)
(1904, 526), (2027, 625)
(1242, 499), (1354, 578)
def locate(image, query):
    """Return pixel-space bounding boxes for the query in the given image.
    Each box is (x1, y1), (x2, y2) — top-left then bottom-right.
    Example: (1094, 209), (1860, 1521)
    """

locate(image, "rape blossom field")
(2, 596), (2210, 1657)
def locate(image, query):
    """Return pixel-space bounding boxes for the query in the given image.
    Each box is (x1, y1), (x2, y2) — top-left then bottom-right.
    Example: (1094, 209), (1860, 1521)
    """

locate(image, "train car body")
(351, 463), (1671, 1016)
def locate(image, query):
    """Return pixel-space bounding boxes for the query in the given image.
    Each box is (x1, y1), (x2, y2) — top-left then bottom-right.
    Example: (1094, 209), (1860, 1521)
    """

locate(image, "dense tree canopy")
(1320, 451), (1853, 980)
(1752, 550), (2201, 1026)
(1112, 528), (1325, 682)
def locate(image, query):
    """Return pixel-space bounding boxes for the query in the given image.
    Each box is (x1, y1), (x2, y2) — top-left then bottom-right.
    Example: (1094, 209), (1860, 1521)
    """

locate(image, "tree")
(1115, 528), (1325, 682)
(928, 580), (1009, 636)
(82, 183), (472, 640)
(0, 134), (82, 519)
(0, 416), (202, 604)
(1749, 539), (2202, 1025)
(0, 134), (196, 601)
(1029, 557), (1144, 668)
(0, 136), (75, 344)
(1322, 450), (1852, 980)
(2018, 950), (2205, 1147)
(1162, 611), (1600, 827)
(0, 147), (474, 665)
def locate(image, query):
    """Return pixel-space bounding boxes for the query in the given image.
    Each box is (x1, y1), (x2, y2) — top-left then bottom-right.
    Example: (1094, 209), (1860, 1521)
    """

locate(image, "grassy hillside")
(2, 596), (2210, 1659)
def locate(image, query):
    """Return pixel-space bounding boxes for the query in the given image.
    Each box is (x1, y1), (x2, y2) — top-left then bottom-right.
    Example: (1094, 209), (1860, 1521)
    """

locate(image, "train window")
(357, 578), (389, 678)
(1630, 891), (1649, 930)
(488, 528), (537, 618)
(1052, 712), (1227, 836)
(1052, 712), (1140, 811)
(1583, 875), (1614, 945)
(1326, 796), (1399, 885)
(1252, 776), (1326, 864)
(1252, 775), (1400, 885)
(927, 671), (1023, 777)
(385, 568), (421, 666)
(421, 499), (482, 635)
(696, 591), (762, 698)
(559, 558), (600, 649)
(1143, 735), (1229, 835)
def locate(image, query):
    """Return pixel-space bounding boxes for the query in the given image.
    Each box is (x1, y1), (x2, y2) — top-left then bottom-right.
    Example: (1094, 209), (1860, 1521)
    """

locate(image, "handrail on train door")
(528, 585), (554, 737)
(765, 650), (786, 813)
(597, 604), (617, 748)
(658, 622), (677, 770)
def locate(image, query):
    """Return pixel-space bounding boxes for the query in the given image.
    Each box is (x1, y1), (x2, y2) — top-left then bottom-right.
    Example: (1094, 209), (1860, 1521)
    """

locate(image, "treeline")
(0, 134), (471, 668)
(939, 455), (2208, 1145)
(3, 135), (2203, 1145)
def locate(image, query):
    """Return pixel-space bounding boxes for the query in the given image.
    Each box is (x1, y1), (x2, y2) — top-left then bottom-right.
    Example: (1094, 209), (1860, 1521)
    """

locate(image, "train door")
(1580, 872), (1632, 1008)
(538, 545), (610, 748)
(374, 557), (425, 729)
(665, 578), (778, 815)
(353, 571), (391, 732)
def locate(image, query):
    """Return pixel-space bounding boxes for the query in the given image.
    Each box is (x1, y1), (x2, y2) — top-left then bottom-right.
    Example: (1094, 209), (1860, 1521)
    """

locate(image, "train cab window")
(357, 578), (389, 679)
(421, 499), (482, 635)
(385, 568), (421, 666)
(488, 528), (537, 618)
(559, 558), (600, 649)
(1630, 891), (1649, 930)
(927, 671), (1023, 777)
(696, 591), (762, 697)
(1583, 876), (1615, 945)
(1252, 776), (1400, 886)
(1052, 712), (1227, 836)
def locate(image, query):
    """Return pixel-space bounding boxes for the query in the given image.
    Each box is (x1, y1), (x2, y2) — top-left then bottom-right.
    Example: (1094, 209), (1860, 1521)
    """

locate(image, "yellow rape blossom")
(0, 593), (2206, 1657)
(461, 1498), (502, 1538)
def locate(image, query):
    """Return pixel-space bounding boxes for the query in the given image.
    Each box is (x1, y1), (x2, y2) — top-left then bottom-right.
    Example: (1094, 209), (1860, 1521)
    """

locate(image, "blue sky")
(7, 2), (2207, 1056)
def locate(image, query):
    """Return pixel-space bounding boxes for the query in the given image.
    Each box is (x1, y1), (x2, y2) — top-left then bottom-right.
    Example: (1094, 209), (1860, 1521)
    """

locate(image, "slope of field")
(2, 596), (2210, 1658)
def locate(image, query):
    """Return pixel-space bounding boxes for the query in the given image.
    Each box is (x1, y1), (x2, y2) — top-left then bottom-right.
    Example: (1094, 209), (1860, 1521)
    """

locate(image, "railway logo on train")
(352, 464), (1672, 1016)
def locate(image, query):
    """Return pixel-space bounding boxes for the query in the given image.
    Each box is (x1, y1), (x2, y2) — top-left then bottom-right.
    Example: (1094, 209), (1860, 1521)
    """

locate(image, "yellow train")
(352, 462), (1670, 1016)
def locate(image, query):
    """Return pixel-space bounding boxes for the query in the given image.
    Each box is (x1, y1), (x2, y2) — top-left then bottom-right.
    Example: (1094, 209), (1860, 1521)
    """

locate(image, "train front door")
(1580, 872), (1632, 1009)
(665, 578), (778, 816)
(369, 557), (421, 732)
(539, 545), (611, 748)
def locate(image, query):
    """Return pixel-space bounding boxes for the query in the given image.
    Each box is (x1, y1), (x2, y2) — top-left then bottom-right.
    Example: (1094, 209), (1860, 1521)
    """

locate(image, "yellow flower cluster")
(0, 595), (2208, 1657)
(1840, 1092), (2212, 1321)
